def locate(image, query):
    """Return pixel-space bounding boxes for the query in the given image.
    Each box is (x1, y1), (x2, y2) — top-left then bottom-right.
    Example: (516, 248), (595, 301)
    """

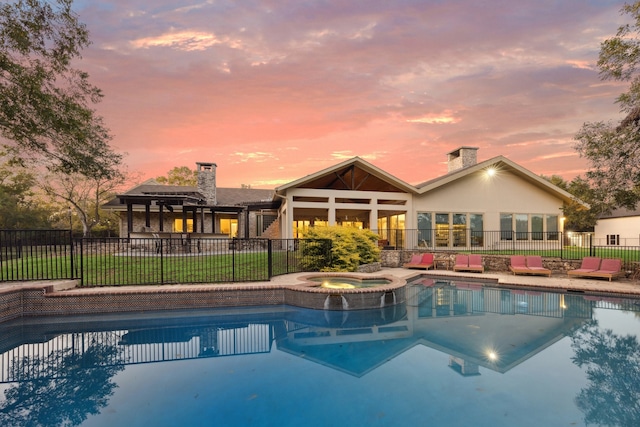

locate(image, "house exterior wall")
(413, 169), (564, 231)
(594, 217), (640, 246)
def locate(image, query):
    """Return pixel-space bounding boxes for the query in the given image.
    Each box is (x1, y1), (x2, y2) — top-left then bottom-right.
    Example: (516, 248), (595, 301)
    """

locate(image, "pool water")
(1, 276), (639, 427)
(307, 276), (391, 289)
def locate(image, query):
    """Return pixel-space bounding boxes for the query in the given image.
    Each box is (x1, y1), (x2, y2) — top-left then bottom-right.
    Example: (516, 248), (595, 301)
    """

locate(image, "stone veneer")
(380, 250), (624, 275)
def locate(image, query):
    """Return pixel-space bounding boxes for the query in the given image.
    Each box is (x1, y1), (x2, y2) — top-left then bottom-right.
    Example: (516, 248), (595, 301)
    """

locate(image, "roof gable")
(416, 156), (586, 207)
(276, 157), (416, 194)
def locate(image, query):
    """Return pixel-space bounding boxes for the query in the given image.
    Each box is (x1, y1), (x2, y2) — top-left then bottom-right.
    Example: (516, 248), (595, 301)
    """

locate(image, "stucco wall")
(594, 217), (640, 246)
(412, 169), (563, 231)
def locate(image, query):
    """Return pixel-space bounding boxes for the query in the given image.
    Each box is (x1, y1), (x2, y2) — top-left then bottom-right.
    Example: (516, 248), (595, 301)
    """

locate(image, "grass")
(1, 251), (298, 286)
(3, 245), (639, 286)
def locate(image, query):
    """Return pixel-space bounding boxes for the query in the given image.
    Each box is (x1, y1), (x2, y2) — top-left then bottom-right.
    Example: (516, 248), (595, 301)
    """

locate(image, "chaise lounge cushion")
(569, 257), (601, 274)
(403, 253), (434, 269)
(525, 256), (552, 276)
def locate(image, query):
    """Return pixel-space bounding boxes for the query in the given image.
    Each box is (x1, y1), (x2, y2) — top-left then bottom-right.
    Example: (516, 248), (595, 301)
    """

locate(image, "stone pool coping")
(1, 268), (639, 324)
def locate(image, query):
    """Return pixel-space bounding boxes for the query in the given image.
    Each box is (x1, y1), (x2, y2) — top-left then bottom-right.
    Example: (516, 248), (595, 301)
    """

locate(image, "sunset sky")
(73, 0), (628, 188)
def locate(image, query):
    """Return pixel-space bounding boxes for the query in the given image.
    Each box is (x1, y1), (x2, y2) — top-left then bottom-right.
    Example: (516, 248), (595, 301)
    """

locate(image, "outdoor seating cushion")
(576, 257), (601, 272)
(407, 254), (422, 265)
(420, 253), (434, 265)
(454, 254), (469, 267)
(468, 255), (482, 268)
(510, 255), (527, 269)
(597, 258), (621, 273)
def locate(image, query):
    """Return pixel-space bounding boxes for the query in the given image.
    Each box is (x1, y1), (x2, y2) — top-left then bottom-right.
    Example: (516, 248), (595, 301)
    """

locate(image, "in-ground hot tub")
(286, 273), (406, 311)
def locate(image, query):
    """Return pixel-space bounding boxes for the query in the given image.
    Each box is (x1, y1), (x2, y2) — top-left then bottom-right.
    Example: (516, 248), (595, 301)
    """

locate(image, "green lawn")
(1, 251), (298, 286)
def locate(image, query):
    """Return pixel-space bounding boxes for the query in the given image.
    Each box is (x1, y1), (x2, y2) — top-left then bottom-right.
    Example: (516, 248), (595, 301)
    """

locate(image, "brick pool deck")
(1, 268), (639, 323)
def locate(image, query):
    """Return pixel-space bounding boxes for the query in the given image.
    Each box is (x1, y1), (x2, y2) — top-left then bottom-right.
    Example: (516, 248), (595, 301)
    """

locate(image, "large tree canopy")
(0, 0), (122, 179)
(574, 1), (640, 212)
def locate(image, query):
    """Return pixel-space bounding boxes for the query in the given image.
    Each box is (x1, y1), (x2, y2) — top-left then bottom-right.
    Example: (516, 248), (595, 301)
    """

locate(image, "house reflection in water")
(2, 276), (624, 385)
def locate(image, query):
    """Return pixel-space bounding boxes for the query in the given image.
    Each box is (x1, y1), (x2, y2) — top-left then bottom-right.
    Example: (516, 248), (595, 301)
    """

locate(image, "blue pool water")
(1, 276), (639, 427)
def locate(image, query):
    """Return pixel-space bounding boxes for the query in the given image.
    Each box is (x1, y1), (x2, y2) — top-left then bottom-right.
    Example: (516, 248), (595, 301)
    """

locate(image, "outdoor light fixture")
(486, 167), (496, 177)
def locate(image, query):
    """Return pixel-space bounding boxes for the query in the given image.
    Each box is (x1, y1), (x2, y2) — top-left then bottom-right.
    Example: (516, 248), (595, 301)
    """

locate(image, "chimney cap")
(446, 146), (479, 156)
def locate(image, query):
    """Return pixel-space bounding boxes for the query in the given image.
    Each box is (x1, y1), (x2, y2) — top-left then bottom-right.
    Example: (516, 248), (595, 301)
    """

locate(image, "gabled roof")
(275, 156), (417, 194)
(416, 155), (587, 207)
(103, 179), (276, 210)
(598, 206), (640, 219)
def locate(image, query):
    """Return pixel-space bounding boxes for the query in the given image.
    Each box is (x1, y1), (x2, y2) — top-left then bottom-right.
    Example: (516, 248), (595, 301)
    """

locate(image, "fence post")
(159, 239), (164, 285)
(69, 230), (75, 281)
(560, 231), (563, 260)
(267, 239), (273, 279)
(79, 238), (84, 286)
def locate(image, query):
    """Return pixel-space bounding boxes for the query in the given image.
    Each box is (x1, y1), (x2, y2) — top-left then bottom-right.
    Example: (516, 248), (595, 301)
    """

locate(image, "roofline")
(416, 156), (589, 208)
(275, 156), (418, 194)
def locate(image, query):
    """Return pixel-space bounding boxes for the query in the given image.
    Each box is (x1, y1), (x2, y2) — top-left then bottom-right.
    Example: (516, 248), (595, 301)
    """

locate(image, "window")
(417, 212), (432, 247)
(220, 218), (238, 237)
(452, 213), (466, 247)
(607, 234), (620, 245)
(435, 213), (449, 246)
(173, 219), (193, 233)
(516, 214), (528, 240)
(532, 215), (543, 241)
(470, 214), (483, 246)
(500, 214), (513, 240)
(546, 215), (559, 240)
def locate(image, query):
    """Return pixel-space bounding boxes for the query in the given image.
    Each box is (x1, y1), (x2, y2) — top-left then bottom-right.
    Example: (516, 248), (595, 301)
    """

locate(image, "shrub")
(300, 226), (381, 272)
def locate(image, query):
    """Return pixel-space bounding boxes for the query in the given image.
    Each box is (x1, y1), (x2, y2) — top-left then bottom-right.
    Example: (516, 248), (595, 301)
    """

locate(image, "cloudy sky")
(73, 0), (628, 188)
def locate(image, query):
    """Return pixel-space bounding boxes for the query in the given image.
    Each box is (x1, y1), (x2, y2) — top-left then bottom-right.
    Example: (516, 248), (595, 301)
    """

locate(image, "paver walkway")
(1, 268), (639, 297)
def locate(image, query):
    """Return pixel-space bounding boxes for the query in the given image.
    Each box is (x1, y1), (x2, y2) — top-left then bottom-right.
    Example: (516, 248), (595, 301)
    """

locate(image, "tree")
(0, 0), (122, 179)
(0, 156), (52, 228)
(542, 174), (601, 231)
(41, 169), (126, 236)
(0, 336), (124, 427)
(156, 166), (197, 186)
(571, 319), (640, 426)
(574, 1), (640, 212)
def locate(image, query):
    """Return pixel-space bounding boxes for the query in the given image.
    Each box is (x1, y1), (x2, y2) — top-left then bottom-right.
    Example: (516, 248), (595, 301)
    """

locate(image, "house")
(105, 148), (585, 247)
(275, 147), (582, 248)
(103, 162), (279, 238)
(594, 207), (640, 247)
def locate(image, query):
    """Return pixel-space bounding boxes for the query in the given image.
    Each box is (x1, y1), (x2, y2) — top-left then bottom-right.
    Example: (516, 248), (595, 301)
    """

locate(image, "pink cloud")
(73, 0), (624, 188)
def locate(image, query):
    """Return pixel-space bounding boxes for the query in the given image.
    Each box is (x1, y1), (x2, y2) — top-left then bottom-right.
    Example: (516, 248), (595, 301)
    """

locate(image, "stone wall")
(381, 250), (596, 274)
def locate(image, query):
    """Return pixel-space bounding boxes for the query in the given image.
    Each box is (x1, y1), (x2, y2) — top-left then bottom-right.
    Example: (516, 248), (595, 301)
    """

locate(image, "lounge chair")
(403, 253), (434, 270)
(453, 254), (469, 272)
(525, 256), (551, 277)
(468, 254), (484, 273)
(509, 255), (551, 276)
(402, 254), (422, 268)
(453, 254), (484, 273)
(567, 257), (601, 277)
(568, 258), (623, 281)
(509, 255), (530, 275)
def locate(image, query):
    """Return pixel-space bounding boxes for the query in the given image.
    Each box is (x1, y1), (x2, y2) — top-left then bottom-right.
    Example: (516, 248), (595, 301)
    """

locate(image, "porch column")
(126, 203), (133, 235)
(328, 196), (336, 225)
(369, 209), (378, 232)
(145, 203), (151, 228)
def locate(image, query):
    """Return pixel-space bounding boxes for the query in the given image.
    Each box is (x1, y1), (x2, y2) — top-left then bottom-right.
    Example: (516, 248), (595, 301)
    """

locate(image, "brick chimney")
(196, 162), (217, 205)
(447, 147), (478, 172)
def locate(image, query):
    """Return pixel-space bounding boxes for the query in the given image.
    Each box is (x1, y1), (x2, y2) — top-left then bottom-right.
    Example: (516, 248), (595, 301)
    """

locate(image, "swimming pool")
(1, 275), (639, 427)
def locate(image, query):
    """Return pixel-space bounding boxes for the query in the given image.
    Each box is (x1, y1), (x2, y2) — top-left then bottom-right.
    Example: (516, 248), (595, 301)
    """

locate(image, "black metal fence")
(0, 230), (74, 281)
(0, 230), (332, 286)
(2, 229), (639, 284)
(376, 228), (640, 268)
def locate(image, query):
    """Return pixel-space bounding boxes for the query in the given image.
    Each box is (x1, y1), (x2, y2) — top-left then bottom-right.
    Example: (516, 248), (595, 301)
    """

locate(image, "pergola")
(117, 194), (245, 236)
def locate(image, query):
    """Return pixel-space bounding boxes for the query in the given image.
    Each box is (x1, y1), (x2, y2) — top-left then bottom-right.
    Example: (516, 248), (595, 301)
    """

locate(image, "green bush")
(300, 226), (381, 272)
